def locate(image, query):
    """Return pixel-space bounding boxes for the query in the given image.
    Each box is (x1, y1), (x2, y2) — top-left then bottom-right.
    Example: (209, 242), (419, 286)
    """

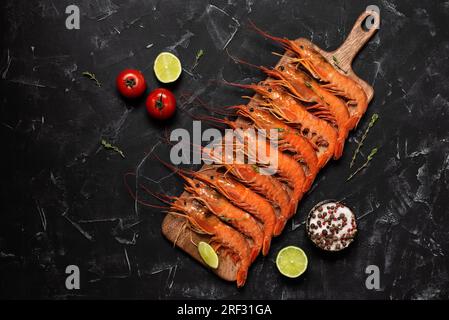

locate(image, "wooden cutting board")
(161, 10), (380, 283)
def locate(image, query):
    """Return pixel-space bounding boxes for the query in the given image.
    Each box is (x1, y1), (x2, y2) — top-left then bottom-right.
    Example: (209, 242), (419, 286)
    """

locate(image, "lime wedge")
(153, 52), (182, 83)
(198, 241), (219, 269)
(276, 246), (308, 278)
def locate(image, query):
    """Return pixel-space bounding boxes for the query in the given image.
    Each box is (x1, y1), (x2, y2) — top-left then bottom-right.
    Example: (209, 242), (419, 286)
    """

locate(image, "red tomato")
(146, 88), (176, 120)
(116, 69), (146, 98)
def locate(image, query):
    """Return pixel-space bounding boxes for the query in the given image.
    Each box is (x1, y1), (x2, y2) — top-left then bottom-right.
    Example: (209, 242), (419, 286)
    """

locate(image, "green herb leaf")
(367, 147), (378, 160)
(305, 80), (329, 105)
(196, 49), (204, 60)
(101, 139), (125, 158)
(350, 113), (379, 168)
(219, 215), (232, 223)
(332, 55), (348, 74)
(252, 164), (260, 173)
(347, 147), (378, 181)
(82, 71), (101, 87)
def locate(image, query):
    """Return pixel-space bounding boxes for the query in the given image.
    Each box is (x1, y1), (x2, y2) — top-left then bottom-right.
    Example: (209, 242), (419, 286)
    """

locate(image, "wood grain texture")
(161, 10), (380, 283)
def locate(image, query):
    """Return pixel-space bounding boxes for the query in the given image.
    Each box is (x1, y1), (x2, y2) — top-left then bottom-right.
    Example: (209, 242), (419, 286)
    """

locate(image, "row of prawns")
(153, 24), (369, 287)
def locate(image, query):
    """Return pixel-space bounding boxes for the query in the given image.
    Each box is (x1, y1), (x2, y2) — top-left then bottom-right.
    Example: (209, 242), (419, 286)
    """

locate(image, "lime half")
(198, 241), (219, 269)
(276, 246), (308, 278)
(153, 52), (182, 83)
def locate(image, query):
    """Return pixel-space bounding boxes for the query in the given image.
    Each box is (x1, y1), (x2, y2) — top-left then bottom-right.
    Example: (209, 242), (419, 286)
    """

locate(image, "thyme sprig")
(347, 147), (378, 181)
(82, 71), (101, 87)
(101, 139), (125, 158)
(332, 55), (348, 74)
(350, 113), (379, 168)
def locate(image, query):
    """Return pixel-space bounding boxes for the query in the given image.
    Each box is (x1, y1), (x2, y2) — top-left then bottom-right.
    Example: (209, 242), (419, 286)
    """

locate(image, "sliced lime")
(153, 52), (182, 83)
(198, 241), (219, 269)
(276, 246), (308, 278)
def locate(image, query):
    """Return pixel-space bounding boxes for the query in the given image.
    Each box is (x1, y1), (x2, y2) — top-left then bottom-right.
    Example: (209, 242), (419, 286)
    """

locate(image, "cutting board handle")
(333, 10), (380, 70)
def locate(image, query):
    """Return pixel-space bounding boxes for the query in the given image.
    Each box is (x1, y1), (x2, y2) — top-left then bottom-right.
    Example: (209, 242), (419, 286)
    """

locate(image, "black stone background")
(1, 0), (448, 299)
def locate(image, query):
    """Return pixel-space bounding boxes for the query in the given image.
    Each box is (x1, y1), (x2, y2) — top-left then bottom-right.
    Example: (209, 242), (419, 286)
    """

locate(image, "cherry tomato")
(146, 88), (176, 120)
(116, 69), (146, 98)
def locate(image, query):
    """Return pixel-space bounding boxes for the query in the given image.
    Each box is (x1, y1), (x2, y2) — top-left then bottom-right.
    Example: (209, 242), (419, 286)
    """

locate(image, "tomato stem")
(125, 77), (136, 88)
(156, 93), (164, 110)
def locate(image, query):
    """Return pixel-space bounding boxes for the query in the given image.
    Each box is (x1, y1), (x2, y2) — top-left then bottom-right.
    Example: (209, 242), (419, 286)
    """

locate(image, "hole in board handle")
(361, 11), (380, 32)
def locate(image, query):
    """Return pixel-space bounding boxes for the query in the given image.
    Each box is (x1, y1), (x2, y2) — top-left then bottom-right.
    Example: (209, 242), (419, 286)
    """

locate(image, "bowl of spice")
(306, 200), (358, 252)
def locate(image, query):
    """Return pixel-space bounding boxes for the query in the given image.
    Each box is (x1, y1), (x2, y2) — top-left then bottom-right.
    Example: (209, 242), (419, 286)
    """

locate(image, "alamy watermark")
(65, 265), (80, 290)
(169, 121), (279, 175)
(64, 5), (380, 31)
(365, 265), (380, 290)
(65, 5), (80, 30)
